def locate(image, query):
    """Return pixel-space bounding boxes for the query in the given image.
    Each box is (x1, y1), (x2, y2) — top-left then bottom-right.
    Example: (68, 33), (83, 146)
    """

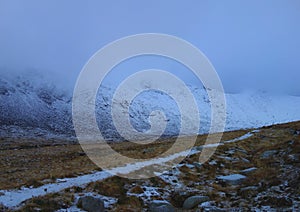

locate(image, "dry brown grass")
(1, 121), (299, 193)
(87, 176), (129, 198)
(1, 121), (299, 211)
(16, 192), (74, 212)
(0, 143), (99, 190)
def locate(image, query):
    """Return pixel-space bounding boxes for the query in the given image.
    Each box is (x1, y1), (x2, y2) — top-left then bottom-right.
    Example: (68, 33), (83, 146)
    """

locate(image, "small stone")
(208, 160), (217, 165)
(218, 192), (226, 198)
(241, 157), (250, 163)
(185, 164), (195, 169)
(183, 195), (210, 209)
(225, 149), (236, 156)
(216, 174), (246, 185)
(78, 196), (105, 212)
(261, 150), (277, 159)
(240, 167), (257, 174)
(199, 201), (211, 208)
(240, 186), (258, 191)
(193, 162), (202, 168)
(78, 152), (86, 156)
(270, 185), (283, 193)
(293, 130), (300, 135)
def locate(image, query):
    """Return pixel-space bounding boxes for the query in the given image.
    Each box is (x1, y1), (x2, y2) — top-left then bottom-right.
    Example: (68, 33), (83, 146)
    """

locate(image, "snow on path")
(223, 131), (254, 143)
(0, 130), (257, 208)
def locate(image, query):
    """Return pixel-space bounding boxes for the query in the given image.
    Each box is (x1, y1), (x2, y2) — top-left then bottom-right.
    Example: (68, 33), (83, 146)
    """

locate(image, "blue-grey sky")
(0, 0), (299, 94)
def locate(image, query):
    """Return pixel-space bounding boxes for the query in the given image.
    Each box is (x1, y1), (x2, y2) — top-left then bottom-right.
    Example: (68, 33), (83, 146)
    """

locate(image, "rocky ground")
(0, 121), (299, 211)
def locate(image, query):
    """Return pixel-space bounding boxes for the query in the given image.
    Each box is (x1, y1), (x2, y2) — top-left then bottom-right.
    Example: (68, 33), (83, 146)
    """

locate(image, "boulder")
(149, 200), (174, 212)
(183, 195), (209, 209)
(78, 196), (105, 212)
(261, 150), (277, 159)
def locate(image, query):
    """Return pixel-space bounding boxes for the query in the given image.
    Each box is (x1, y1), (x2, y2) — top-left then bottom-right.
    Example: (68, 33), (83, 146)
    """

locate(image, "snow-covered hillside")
(0, 76), (73, 139)
(0, 75), (299, 141)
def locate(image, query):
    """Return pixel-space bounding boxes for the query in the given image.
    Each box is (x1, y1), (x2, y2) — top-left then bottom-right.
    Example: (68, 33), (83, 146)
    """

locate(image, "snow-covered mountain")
(0, 75), (299, 141)
(0, 76), (73, 138)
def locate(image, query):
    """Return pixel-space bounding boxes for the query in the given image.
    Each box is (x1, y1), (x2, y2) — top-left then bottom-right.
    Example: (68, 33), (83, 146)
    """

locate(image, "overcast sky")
(0, 0), (299, 94)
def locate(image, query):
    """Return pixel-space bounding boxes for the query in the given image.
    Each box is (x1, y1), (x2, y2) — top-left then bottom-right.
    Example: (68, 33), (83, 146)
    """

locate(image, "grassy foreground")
(0, 121), (299, 211)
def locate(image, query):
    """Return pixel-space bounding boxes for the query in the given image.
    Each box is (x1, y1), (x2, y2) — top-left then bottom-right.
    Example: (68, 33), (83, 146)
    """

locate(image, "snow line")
(0, 130), (257, 208)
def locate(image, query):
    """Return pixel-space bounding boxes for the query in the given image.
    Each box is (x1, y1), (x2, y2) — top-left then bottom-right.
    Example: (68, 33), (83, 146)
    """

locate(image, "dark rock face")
(77, 196), (105, 212)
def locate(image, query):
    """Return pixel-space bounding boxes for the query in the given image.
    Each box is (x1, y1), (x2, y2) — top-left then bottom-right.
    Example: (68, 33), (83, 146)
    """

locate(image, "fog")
(0, 0), (299, 95)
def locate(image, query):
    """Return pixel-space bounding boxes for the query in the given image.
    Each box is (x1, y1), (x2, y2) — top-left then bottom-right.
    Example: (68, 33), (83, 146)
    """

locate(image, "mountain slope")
(0, 75), (299, 140)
